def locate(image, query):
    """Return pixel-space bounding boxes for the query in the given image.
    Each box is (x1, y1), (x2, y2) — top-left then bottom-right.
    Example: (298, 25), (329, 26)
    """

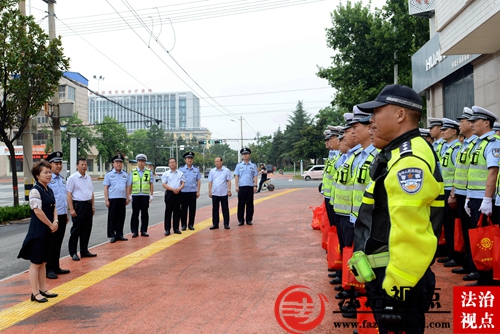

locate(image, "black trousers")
(130, 196), (150, 234)
(180, 192), (197, 228)
(68, 200), (93, 256)
(46, 213), (67, 272)
(164, 191), (181, 232)
(324, 197), (336, 227)
(443, 190), (460, 262)
(257, 177), (267, 192)
(212, 195), (229, 227)
(338, 215), (354, 248)
(366, 267), (436, 334)
(456, 194), (472, 271)
(237, 186), (254, 223)
(107, 198), (126, 238)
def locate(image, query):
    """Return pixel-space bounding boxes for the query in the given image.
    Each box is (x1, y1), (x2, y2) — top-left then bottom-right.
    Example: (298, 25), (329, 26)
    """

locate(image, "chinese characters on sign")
(88, 88), (153, 95)
(454, 286), (499, 333)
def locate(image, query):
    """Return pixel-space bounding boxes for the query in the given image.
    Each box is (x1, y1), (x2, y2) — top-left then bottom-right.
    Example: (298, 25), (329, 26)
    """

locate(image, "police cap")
(356, 84), (422, 113)
(457, 107), (473, 120)
(440, 118), (459, 130)
(183, 151), (195, 159)
(112, 153), (124, 163)
(240, 147), (251, 155)
(469, 106), (499, 123)
(135, 153), (147, 161)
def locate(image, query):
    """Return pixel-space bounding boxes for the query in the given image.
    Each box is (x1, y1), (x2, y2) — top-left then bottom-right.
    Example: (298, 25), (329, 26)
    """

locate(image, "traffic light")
(214, 140), (222, 144)
(198, 140), (207, 144)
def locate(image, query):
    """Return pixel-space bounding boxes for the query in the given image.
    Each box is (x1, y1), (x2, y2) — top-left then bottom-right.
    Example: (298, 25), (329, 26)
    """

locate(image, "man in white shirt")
(162, 158), (185, 235)
(208, 157), (233, 229)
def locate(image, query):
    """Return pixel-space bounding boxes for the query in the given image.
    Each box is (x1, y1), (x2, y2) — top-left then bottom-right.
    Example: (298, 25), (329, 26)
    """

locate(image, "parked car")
(204, 168), (212, 178)
(302, 165), (325, 181)
(154, 166), (169, 182)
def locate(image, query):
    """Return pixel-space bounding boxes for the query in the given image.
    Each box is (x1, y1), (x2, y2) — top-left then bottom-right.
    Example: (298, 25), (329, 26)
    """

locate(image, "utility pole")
(20, 0), (34, 202)
(46, 0), (61, 151)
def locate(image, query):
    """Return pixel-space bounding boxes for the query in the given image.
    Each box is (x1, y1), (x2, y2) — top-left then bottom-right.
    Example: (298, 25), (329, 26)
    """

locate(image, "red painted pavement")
(0, 183), (461, 333)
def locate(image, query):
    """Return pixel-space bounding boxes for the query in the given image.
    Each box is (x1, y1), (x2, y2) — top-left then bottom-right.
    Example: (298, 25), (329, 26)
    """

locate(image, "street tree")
(283, 101), (312, 163)
(317, 0), (428, 110)
(94, 116), (129, 171)
(44, 113), (95, 159)
(0, 0), (69, 206)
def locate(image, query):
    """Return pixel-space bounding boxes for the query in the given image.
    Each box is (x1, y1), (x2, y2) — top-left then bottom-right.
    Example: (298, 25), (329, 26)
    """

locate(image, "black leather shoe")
(132, 232), (139, 238)
(116, 236), (128, 241)
(181, 226), (187, 231)
(110, 237), (116, 243)
(444, 259), (460, 267)
(54, 268), (70, 275)
(463, 272), (480, 281)
(342, 309), (357, 318)
(40, 290), (58, 298)
(141, 232), (149, 237)
(165, 231), (171, 236)
(328, 268), (336, 272)
(209, 226), (219, 230)
(224, 225), (230, 229)
(72, 254), (80, 261)
(238, 222), (244, 226)
(328, 273), (337, 278)
(246, 221), (253, 225)
(335, 291), (351, 300)
(330, 277), (341, 285)
(174, 230), (182, 234)
(31, 293), (48, 303)
(46, 271), (58, 279)
(81, 252), (97, 258)
(452, 267), (470, 274)
(334, 285), (344, 292)
(437, 256), (451, 263)
(188, 226), (195, 230)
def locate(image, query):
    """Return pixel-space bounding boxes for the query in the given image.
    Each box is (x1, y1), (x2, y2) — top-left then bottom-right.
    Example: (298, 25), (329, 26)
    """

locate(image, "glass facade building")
(88, 91), (200, 132)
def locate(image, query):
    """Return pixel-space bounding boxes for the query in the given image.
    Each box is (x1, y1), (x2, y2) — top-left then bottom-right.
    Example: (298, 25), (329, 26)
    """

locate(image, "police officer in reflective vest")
(438, 119), (462, 268)
(428, 117), (444, 160)
(447, 107), (477, 276)
(127, 154), (154, 237)
(353, 84), (444, 334)
(464, 106), (500, 285)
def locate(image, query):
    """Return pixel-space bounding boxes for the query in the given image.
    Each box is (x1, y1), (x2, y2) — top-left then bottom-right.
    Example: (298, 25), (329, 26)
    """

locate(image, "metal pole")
(48, 0), (61, 152)
(20, 0), (34, 202)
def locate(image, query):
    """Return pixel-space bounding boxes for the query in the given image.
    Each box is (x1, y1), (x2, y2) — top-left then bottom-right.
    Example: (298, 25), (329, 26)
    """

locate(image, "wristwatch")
(54, 220), (59, 223)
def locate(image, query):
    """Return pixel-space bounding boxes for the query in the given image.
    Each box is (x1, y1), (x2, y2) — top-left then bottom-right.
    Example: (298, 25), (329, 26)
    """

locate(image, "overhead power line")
(50, 0), (325, 36)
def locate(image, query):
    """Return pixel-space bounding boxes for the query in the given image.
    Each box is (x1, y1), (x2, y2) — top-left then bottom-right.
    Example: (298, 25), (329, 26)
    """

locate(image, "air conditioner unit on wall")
(409, 0), (435, 17)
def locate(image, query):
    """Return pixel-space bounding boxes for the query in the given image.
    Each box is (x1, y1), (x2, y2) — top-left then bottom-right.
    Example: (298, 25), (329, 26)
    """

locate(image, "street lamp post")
(93, 75), (104, 177)
(231, 116), (244, 161)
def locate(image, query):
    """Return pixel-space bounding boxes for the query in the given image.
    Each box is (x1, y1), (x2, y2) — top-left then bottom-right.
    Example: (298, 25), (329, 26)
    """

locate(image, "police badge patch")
(492, 148), (500, 158)
(397, 168), (423, 194)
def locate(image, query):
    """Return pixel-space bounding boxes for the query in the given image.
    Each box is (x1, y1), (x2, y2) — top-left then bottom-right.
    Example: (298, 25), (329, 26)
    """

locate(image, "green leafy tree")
(283, 101), (312, 162)
(45, 113), (95, 159)
(0, 0), (69, 205)
(269, 127), (286, 169)
(94, 116), (129, 171)
(317, 0), (428, 110)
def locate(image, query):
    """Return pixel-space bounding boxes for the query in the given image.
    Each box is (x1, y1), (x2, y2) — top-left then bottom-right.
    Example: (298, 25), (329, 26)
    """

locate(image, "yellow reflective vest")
(354, 130), (444, 298)
(333, 146), (363, 215)
(131, 169), (152, 194)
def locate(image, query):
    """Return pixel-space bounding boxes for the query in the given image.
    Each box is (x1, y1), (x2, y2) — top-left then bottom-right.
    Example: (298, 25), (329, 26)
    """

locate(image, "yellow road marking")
(0, 188), (299, 330)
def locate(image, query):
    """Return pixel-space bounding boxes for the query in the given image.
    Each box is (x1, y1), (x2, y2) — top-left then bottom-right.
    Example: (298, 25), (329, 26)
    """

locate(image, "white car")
(154, 166), (169, 182)
(302, 165), (325, 181)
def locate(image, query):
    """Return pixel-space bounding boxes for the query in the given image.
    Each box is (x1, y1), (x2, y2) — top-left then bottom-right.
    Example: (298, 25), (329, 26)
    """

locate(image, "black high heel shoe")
(31, 293), (48, 303)
(39, 290), (58, 298)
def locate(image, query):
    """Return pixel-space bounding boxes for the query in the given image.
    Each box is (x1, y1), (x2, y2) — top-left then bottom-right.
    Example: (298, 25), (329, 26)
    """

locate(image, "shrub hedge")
(0, 205), (30, 224)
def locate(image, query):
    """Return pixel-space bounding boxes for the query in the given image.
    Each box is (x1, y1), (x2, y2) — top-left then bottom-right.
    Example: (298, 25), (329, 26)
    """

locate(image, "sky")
(29, 0), (387, 150)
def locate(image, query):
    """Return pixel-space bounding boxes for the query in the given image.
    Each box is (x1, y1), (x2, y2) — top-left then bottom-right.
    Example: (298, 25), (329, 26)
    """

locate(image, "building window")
(443, 64), (474, 120)
(87, 159), (94, 172)
(58, 85), (66, 99)
(67, 86), (76, 101)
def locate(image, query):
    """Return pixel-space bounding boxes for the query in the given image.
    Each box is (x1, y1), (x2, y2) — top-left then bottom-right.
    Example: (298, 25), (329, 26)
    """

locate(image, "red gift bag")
(438, 224), (446, 246)
(468, 214), (500, 271)
(327, 226), (342, 270)
(454, 218), (466, 252)
(493, 236), (500, 281)
(342, 246), (366, 293)
(322, 222), (330, 250)
(310, 202), (325, 230)
(356, 296), (379, 334)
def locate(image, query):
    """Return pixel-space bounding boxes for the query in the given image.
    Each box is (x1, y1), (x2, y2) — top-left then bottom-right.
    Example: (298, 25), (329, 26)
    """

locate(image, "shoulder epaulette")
(399, 141), (412, 156)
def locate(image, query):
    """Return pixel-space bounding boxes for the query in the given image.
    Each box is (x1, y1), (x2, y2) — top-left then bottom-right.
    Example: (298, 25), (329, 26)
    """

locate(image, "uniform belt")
(366, 252), (389, 268)
(73, 200), (92, 204)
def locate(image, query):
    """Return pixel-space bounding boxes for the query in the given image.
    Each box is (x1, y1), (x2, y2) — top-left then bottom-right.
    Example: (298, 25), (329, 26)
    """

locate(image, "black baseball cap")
(357, 84), (422, 113)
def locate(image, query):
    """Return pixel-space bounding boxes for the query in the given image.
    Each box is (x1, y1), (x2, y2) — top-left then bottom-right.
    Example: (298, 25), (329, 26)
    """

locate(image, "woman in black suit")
(18, 160), (59, 302)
